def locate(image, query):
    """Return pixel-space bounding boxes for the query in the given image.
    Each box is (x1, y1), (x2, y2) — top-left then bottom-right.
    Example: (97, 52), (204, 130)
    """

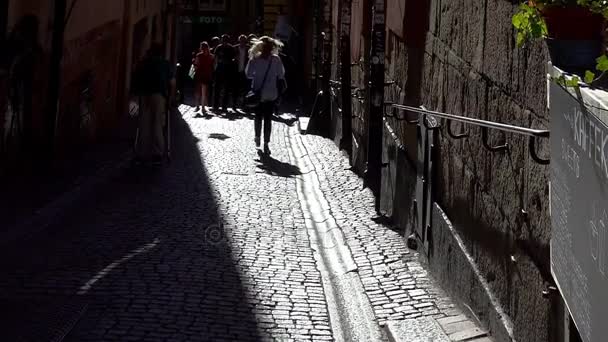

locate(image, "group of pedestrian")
(191, 33), (287, 155)
(191, 33), (255, 115)
(130, 33), (287, 165)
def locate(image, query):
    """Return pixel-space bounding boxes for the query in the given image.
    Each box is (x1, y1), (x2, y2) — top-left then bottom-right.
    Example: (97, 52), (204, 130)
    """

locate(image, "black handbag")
(244, 58), (273, 109)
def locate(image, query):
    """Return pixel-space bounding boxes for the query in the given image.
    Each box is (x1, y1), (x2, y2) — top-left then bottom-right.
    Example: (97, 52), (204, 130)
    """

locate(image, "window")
(199, 0), (226, 11)
(212, 0), (226, 9)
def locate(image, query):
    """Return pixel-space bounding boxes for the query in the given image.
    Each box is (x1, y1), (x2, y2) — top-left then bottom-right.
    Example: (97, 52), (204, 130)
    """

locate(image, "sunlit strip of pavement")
(77, 238), (160, 295)
(286, 126), (385, 342)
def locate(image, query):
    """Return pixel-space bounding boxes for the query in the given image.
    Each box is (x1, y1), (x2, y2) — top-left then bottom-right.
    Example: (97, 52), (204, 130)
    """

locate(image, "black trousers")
(255, 101), (275, 143)
(213, 68), (233, 110)
(233, 71), (249, 107)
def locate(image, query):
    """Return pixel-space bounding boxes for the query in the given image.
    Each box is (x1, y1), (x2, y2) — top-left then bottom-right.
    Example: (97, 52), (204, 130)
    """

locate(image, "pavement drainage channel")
(286, 128), (493, 342)
(286, 127), (386, 342)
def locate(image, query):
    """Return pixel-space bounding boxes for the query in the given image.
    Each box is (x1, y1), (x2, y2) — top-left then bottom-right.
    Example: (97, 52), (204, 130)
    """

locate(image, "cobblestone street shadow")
(256, 152), (302, 178)
(0, 109), (262, 341)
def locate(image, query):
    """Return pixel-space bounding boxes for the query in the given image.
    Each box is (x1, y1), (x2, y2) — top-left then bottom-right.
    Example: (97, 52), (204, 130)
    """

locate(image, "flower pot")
(541, 6), (605, 70)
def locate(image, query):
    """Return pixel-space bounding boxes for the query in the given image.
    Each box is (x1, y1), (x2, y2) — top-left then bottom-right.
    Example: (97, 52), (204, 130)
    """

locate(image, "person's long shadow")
(0, 107), (261, 341)
(255, 151), (301, 178)
(272, 113), (298, 127)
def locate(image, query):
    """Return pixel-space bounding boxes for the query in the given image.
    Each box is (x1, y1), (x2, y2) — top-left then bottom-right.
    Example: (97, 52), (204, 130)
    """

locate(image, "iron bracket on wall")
(446, 119), (469, 139)
(481, 127), (509, 153)
(383, 102), (418, 124)
(529, 136), (550, 165)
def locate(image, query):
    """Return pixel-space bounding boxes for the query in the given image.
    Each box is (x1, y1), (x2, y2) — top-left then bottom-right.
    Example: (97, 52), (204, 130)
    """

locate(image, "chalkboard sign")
(550, 82), (608, 342)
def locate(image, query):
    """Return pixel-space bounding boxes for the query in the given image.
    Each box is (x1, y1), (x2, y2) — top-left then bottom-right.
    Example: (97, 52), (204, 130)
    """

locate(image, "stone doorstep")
(384, 311), (492, 342)
(385, 317), (451, 342)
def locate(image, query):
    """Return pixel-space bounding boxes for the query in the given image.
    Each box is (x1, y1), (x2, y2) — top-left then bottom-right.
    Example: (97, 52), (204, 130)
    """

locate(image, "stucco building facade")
(1, 0), (173, 173)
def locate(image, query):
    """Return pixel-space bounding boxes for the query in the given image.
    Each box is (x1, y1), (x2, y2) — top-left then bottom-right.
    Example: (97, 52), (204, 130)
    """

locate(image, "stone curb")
(0, 150), (133, 247)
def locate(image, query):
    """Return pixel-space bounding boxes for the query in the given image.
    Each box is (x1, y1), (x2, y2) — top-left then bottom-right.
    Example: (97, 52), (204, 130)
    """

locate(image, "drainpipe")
(339, 0), (352, 153)
(170, 0), (178, 64)
(45, 0), (66, 165)
(366, 0), (385, 212)
(162, 0), (168, 54)
(256, 0), (264, 35)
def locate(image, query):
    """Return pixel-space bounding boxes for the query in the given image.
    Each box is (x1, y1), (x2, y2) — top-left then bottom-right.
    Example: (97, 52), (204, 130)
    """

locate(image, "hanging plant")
(513, 0), (608, 86)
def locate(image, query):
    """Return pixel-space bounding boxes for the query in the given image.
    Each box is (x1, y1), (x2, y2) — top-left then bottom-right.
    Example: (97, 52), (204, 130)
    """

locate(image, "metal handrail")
(330, 79), (359, 89)
(392, 104), (550, 138)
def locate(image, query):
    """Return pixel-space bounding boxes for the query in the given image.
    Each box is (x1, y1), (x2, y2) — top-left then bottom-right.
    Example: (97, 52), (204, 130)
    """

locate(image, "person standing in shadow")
(233, 34), (251, 111)
(212, 34), (236, 113)
(132, 43), (176, 164)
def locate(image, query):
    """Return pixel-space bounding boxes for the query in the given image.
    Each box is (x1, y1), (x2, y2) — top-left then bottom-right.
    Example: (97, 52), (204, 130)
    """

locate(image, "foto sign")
(179, 16), (225, 24)
(550, 82), (608, 342)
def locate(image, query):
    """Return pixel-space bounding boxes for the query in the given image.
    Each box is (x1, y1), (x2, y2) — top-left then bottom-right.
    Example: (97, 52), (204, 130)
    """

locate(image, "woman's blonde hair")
(249, 36), (284, 59)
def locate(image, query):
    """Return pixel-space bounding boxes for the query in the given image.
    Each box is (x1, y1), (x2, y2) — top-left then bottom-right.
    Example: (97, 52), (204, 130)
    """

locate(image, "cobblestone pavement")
(298, 134), (461, 326)
(0, 105), (471, 342)
(0, 107), (331, 341)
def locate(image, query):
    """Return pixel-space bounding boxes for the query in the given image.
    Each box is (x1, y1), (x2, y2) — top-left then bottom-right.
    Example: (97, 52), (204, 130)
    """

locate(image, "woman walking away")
(246, 36), (286, 155)
(192, 42), (215, 115)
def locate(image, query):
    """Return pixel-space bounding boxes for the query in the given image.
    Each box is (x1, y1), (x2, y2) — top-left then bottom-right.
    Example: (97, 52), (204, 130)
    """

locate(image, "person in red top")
(192, 41), (215, 115)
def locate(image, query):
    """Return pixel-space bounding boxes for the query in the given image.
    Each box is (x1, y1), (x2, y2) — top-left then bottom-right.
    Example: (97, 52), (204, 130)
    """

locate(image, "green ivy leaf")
(585, 70), (596, 84)
(554, 76), (567, 87)
(596, 54), (608, 72)
(516, 33), (525, 47)
(565, 76), (581, 88)
(512, 14), (522, 28)
(554, 75), (581, 88)
(512, 4), (547, 47)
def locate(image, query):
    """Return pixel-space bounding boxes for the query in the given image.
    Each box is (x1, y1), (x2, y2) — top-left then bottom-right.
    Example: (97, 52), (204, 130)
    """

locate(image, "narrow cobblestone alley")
(0, 106), (487, 341)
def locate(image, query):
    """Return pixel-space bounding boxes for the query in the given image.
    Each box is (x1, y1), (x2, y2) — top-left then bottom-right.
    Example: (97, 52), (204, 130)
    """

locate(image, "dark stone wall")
(327, 1), (556, 337)
(379, 1), (554, 341)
